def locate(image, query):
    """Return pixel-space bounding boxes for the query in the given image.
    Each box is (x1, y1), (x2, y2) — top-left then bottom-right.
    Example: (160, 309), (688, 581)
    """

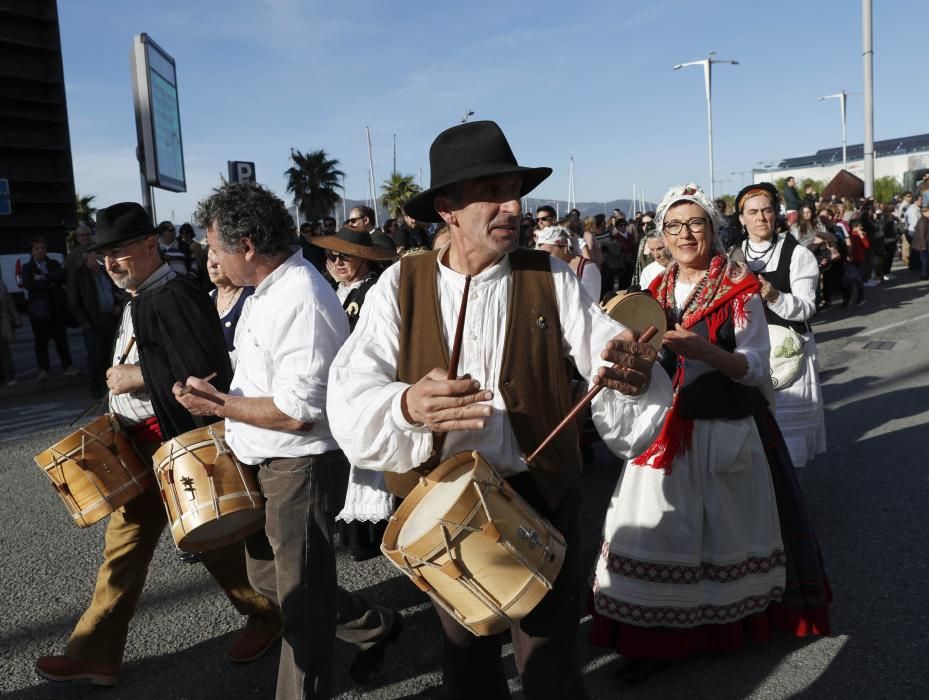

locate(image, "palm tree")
(285, 149), (345, 222)
(76, 193), (97, 223)
(381, 173), (422, 220)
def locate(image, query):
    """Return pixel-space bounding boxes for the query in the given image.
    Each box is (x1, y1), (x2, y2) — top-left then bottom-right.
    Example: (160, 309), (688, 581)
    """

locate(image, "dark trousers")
(883, 241), (897, 275)
(433, 476), (587, 700)
(0, 336), (13, 381)
(31, 316), (72, 371)
(83, 319), (116, 398)
(245, 451), (346, 700)
(843, 262), (865, 304)
(920, 250), (929, 279)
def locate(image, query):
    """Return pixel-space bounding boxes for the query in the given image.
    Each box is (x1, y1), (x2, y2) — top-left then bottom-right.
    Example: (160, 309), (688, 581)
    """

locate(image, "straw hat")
(310, 227), (398, 261)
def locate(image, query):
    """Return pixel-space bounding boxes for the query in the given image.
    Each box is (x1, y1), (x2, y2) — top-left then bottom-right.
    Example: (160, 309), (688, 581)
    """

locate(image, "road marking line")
(859, 310), (929, 337)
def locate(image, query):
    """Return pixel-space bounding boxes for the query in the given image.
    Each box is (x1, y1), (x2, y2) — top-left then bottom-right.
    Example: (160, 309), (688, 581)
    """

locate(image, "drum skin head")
(382, 451), (566, 636)
(600, 292), (666, 352)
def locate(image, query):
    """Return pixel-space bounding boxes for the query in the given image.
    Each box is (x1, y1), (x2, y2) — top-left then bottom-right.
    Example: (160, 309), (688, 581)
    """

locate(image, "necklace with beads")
(216, 287), (241, 317)
(745, 236), (777, 264)
(672, 269), (710, 322)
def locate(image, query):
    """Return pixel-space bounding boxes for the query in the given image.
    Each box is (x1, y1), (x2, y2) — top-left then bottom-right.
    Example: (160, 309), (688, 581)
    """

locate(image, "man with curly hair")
(175, 183), (400, 699)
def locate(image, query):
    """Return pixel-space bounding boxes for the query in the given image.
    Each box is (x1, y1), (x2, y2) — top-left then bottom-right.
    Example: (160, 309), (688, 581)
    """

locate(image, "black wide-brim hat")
(87, 202), (158, 251)
(310, 227), (398, 261)
(404, 120), (552, 224)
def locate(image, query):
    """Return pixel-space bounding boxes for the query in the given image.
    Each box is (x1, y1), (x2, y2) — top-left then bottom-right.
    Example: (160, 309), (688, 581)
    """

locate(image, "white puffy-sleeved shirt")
(742, 235), (819, 325)
(226, 249), (350, 464)
(327, 252), (673, 477)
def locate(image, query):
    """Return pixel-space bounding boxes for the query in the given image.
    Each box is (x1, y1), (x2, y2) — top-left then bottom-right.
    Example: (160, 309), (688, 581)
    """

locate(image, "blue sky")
(60, 0), (926, 224)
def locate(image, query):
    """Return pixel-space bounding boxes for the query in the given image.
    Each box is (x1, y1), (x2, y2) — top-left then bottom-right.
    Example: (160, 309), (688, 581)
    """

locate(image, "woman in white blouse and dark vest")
(737, 182), (827, 471)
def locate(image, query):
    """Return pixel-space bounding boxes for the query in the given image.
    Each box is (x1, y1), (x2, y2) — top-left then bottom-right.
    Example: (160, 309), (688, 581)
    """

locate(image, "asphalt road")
(1, 267), (928, 699)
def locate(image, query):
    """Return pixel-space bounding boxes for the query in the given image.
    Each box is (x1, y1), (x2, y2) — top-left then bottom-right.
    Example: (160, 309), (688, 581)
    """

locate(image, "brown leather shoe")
(35, 655), (119, 686)
(227, 627), (281, 663)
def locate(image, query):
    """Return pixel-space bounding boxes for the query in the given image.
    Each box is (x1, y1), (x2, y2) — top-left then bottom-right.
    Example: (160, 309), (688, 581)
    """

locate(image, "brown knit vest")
(396, 249), (580, 509)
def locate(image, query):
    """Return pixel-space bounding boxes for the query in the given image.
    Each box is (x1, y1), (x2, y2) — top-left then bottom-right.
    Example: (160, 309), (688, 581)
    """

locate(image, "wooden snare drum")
(153, 422), (264, 553)
(382, 451), (566, 636)
(600, 291), (667, 352)
(34, 414), (153, 527)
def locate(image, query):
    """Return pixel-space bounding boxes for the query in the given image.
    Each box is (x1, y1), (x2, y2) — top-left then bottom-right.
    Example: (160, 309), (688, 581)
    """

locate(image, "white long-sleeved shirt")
(109, 264), (174, 425)
(742, 236), (819, 324)
(327, 252), (672, 477)
(226, 250), (349, 464)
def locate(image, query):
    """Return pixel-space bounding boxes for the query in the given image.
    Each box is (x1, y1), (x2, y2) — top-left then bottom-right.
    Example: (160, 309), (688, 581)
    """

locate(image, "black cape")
(131, 276), (233, 440)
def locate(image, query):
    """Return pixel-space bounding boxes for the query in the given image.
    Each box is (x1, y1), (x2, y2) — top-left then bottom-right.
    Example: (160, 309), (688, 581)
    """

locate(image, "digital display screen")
(149, 69), (184, 186)
(133, 35), (186, 192)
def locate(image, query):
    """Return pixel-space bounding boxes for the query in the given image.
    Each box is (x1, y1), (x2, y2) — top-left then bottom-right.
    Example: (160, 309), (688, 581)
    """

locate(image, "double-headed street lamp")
(819, 91), (848, 171)
(673, 52), (739, 200)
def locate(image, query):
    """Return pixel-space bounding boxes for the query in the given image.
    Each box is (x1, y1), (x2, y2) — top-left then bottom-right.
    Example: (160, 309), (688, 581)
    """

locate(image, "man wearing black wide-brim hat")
(35, 202), (280, 688)
(327, 121), (673, 698)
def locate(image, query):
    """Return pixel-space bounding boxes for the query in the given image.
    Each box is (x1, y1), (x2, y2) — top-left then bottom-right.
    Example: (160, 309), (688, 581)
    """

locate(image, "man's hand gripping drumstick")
(525, 325), (659, 465)
(106, 336), (145, 397)
(400, 275), (494, 433)
(172, 372), (225, 416)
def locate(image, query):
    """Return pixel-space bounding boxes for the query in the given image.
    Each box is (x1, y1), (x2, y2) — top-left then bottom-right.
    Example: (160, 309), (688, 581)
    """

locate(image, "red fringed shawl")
(633, 255), (760, 473)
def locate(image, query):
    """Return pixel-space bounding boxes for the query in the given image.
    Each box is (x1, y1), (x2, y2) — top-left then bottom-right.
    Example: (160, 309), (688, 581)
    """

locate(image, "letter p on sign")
(227, 161), (256, 184)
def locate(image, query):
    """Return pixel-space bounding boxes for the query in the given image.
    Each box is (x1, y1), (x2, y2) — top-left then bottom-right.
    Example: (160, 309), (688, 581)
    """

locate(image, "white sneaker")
(883, 274), (894, 281)
(5, 379), (16, 386)
(63, 366), (80, 376)
(36, 370), (48, 381)
(864, 280), (880, 287)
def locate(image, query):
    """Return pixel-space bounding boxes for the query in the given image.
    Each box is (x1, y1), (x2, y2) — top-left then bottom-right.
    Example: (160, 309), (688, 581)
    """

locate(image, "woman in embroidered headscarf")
(738, 182), (826, 471)
(534, 224), (602, 303)
(590, 184), (830, 683)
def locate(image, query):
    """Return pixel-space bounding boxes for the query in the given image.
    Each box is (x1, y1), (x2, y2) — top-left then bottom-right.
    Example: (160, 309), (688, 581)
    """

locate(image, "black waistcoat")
(761, 235), (808, 334)
(659, 311), (767, 421)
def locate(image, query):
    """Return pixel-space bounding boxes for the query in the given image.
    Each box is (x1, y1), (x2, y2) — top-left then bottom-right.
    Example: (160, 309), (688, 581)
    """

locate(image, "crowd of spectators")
(4, 174), (927, 395)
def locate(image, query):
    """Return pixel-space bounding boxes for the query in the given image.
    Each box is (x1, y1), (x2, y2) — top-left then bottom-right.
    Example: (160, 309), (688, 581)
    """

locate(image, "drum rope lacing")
(46, 421), (147, 515)
(159, 432), (263, 535)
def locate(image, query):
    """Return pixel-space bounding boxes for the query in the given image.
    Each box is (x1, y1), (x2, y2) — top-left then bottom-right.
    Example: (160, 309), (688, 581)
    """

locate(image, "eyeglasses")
(346, 216), (364, 225)
(536, 215), (554, 225)
(326, 253), (355, 263)
(95, 236), (147, 265)
(662, 218), (708, 236)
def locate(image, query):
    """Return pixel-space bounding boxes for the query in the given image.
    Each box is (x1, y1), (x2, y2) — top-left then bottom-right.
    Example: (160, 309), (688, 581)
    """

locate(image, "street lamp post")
(461, 110), (475, 124)
(819, 91), (848, 170)
(673, 52), (738, 200)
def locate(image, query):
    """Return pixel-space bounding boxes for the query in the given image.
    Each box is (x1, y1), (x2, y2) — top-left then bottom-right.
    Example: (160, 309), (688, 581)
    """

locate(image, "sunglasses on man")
(326, 253), (355, 263)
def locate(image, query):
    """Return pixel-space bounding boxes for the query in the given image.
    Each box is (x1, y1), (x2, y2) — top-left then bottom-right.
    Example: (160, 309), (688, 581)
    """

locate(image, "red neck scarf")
(634, 255), (759, 472)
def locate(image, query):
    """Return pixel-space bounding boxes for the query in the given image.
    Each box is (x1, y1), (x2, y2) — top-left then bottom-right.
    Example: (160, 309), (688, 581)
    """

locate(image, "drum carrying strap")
(395, 250), (581, 510)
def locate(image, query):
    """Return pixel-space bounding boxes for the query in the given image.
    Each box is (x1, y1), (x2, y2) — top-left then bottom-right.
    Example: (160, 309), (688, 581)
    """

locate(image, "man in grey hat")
(327, 120), (672, 699)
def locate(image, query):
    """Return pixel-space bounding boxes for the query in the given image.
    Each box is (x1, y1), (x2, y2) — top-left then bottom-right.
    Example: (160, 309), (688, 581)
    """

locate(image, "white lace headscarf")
(654, 183), (725, 254)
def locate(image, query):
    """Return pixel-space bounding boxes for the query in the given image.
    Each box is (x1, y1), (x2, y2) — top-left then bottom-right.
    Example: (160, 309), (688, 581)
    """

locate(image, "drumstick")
(523, 325), (658, 465)
(447, 275), (472, 380)
(117, 337), (135, 365)
(176, 372), (219, 399)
